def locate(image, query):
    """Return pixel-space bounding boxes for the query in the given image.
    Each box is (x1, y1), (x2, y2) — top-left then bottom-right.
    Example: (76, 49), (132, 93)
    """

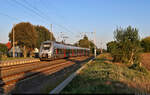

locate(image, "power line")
(22, 0), (75, 35)
(39, 0), (84, 41)
(22, 0), (77, 44)
(13, 0), (49, 24)
(0, 12), (22, 21)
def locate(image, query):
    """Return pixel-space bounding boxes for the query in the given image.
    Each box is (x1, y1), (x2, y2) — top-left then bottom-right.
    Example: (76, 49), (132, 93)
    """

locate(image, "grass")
(61, 53), (150, 94)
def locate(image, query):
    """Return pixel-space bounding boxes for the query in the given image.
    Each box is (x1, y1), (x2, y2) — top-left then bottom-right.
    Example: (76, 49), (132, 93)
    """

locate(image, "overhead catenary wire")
(39, 0), (82, 35)
(21, 0), (75, 35)
(13, 0), (49, 25)
(38, 0), (83, 43)
(0, 12), (22, 21)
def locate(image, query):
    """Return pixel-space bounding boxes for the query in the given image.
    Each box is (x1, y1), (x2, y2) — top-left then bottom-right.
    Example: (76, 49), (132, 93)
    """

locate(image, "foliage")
(141, 36), (150, 52)
(79, 35), (90, 48)
(34, 25), (56, 49)
(74, 35), (96, 53)
(107, 41), (122, 62)
(9, 22), (38, 57)
(0, 43), (8, 60)
(0, 43), (8, 54)
(107, 26), (142, 64)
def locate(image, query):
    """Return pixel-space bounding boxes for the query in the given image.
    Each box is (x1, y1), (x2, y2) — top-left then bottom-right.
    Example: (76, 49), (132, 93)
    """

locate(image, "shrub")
(107, 26), (142, 64)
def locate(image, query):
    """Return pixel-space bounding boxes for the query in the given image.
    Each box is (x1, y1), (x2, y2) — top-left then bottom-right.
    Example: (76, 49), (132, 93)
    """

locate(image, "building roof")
(6, 42), (12, 50)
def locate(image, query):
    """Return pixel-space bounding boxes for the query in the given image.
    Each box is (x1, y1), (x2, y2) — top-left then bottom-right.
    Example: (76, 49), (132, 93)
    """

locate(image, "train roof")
(42, 40), (90, 50)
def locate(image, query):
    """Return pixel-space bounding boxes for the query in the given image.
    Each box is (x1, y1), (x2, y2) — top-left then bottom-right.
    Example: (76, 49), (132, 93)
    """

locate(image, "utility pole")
(100, 42), (103, 54)
(13, 24), (15, 58)
(50, 24), (52, 40)
(93, 31), (96, 58)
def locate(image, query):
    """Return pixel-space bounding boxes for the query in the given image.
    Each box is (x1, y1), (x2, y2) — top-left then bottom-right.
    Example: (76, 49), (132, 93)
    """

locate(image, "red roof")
(6, 42), (12, 50)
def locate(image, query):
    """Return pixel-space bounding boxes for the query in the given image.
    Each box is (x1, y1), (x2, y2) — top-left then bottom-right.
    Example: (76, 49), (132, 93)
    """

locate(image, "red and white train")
(39, 41), (90, 61)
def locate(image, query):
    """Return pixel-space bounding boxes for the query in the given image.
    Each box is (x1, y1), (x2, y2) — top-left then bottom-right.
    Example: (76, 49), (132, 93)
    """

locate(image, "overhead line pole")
(93, 31), (96, 58)
(50, 24), (52, 40)
(13, 24), (15, 58)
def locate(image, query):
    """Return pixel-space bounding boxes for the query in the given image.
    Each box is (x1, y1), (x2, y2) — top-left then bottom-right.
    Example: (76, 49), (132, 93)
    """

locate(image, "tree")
(107, 26), (142, 64)
(9, 22), (38, 58)
(0, 43), (8, 60)
(79, 35), (90, 48)
(141, 36), (150, 52)
(0, 43), (8, 54)
(74, 35), (96, 54)
(34, 25), (56, 49)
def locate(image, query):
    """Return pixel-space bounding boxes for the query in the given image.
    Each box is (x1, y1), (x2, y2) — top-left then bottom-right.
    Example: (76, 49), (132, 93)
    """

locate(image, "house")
(8, 46), (23, 57)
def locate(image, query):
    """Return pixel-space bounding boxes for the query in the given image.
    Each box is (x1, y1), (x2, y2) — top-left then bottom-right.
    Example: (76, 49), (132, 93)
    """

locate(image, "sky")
(0, 0), (150, 49)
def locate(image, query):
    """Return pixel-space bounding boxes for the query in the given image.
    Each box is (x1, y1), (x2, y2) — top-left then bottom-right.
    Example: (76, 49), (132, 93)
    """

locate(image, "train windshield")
(42, 43), (51, 50)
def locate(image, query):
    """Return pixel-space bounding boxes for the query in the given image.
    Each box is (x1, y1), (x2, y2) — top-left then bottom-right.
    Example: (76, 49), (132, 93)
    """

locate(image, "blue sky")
(0, 0), (150, 49)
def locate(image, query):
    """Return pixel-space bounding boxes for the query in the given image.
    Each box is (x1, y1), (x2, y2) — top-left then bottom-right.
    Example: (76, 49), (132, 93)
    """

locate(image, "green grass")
(61, 53), (150, 94)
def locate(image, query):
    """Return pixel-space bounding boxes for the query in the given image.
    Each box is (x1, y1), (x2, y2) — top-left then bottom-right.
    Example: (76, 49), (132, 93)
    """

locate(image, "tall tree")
(141, 36), (150, 52)
(9, 22), (38, 58)
(34, 25), (56, 49)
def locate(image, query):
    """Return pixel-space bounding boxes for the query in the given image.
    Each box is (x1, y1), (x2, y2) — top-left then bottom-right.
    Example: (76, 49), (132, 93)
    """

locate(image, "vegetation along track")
(0, 56), (89, 94)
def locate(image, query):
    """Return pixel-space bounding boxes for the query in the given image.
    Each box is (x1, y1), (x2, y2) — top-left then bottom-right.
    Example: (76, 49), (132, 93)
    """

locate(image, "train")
(39, 40), (90, 61)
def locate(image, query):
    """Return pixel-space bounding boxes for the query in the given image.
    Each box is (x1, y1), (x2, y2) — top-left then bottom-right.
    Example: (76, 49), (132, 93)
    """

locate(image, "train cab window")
(43, 43), (51, 50)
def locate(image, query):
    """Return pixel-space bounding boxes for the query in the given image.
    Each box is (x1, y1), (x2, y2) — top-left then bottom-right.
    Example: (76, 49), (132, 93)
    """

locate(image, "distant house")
(8, 46), (23, 57)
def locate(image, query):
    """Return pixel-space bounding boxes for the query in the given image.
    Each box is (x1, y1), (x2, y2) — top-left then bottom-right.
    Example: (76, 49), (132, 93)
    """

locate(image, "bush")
(107, 26), (142, 64)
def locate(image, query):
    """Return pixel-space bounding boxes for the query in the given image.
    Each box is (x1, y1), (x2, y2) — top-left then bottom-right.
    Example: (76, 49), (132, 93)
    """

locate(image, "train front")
(39, 41), (53, 60)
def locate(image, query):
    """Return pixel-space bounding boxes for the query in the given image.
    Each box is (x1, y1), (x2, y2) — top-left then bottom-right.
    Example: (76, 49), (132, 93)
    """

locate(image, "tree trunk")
(23, 46), (27, 58)
(129, 50), (134, 64)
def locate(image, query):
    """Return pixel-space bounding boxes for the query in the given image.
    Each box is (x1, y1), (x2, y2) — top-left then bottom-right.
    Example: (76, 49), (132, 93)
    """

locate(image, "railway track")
(0, 56), (89, 94)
